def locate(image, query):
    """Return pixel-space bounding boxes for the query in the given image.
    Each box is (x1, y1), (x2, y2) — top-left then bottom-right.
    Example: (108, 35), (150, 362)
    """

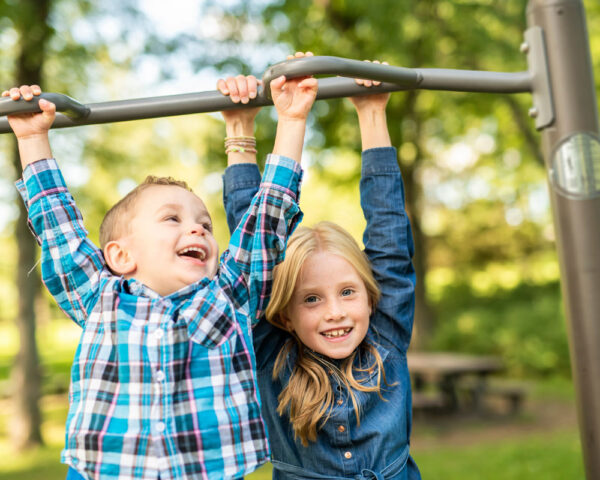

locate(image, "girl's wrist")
(225, 118), (255, 137)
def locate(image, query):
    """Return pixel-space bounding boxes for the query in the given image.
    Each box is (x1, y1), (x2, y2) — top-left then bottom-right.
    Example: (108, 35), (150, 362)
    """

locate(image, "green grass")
(414, 432), (584, 479)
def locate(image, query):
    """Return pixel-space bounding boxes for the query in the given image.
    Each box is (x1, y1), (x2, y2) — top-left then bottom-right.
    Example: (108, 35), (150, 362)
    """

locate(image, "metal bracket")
(523, 26), (555, 130)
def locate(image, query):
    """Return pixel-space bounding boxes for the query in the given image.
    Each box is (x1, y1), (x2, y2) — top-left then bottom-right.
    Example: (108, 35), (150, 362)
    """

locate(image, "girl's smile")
(283, 251), (371, 359)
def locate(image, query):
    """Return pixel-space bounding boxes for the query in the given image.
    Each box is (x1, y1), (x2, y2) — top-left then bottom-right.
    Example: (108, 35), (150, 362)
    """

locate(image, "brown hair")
(99, 176), (193, 248)
(265, 221), (389, 446)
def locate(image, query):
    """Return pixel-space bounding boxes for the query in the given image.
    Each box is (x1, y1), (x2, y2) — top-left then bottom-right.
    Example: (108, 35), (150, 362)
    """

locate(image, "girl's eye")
(341, 288), (354, 297)
(165, 215), (179, 222)
(304, 295), (319, 304)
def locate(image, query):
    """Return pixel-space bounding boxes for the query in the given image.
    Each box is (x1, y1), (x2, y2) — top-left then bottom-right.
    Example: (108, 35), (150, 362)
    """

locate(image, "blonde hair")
(99, 176), (193, 249)
(265, 221), (388, 446)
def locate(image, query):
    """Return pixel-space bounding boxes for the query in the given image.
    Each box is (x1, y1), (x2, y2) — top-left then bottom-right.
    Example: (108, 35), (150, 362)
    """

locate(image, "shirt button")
(155, 370), (165, 382)
(337, 425), (345, 433)
(344, 451), (352, 459)
(156, 422), (166, 433)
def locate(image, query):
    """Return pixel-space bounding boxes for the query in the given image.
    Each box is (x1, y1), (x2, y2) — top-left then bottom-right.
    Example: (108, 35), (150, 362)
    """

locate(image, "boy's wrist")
(17, 134), (53, 168)
(272, 118), (307, 163)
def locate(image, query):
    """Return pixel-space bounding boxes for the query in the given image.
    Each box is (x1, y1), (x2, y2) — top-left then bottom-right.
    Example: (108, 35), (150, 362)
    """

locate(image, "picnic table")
(407, 352), (524, 414)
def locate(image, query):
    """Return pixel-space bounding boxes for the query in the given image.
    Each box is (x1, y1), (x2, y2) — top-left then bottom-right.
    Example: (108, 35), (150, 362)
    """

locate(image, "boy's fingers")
(31, 84), (42, 95)
(216, 78), (230, 95)
(39, 98), (56, 113)
(305, 51), (314, 57)
(297, 77), (318, 90)
(1, 90), (9, 97)
(270, 75), (286, 92)
(10, 87), (21, 100)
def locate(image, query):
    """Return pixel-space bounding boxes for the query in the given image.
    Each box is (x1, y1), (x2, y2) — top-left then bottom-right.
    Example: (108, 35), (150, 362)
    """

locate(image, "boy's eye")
(341, 288), (354, 297)
(202, 222), (213, 232)
(165, 215), (180, 222)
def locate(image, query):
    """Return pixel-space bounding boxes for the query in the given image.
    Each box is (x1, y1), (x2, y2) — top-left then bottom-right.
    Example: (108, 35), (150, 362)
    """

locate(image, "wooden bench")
(411, 391), (447, 413)
(457, 378), (526, 414)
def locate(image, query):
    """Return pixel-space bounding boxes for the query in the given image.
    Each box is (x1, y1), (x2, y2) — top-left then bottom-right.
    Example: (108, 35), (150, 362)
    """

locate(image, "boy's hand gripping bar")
(0, 92), (91, 119)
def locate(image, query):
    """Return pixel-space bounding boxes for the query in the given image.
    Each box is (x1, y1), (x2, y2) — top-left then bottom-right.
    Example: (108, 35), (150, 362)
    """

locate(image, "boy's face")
(120, 184), (219, 296)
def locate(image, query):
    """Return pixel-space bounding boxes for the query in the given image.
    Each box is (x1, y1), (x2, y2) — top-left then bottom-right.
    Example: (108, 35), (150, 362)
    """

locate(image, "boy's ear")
(103, 240), (136, 276)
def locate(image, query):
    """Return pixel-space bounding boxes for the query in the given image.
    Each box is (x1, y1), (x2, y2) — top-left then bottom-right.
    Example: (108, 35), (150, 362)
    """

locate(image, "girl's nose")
(325, 303), (346, 321)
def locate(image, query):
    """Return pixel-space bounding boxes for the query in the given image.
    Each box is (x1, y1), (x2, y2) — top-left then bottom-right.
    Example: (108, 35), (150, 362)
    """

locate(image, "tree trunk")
(10, 0), (52, 450)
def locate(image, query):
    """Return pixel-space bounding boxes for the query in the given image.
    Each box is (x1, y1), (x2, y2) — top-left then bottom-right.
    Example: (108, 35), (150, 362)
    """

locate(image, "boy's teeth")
(179, 247), (206, 260)
(323, 328), (351, 338)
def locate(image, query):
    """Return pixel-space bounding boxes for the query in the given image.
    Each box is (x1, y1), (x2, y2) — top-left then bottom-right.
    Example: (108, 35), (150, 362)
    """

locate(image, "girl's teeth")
(323, 328), (350, 338)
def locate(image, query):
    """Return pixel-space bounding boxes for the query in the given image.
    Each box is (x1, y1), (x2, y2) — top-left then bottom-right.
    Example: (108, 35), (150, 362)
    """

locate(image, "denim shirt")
(223, 147), (420, 480)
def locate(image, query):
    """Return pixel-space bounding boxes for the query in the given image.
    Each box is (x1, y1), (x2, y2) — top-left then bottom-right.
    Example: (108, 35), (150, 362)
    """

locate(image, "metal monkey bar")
(0, 0), (598, 478)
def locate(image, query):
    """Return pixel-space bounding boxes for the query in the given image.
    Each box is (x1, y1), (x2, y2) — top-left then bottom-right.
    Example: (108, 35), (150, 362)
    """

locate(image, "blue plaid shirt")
(16, 155), (303, 480)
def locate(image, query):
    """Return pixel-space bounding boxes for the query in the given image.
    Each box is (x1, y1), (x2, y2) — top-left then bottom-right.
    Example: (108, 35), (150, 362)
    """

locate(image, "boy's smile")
(119, 184), (219, 296)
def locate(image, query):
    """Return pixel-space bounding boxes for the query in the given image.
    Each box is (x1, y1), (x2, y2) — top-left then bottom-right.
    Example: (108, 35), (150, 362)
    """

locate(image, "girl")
(219, 56), (420, 480)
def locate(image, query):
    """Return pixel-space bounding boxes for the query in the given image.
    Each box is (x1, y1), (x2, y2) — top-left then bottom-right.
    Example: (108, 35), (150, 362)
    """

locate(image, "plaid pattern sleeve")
(16, 159), (105, 326)
(221, 154), (303, 324)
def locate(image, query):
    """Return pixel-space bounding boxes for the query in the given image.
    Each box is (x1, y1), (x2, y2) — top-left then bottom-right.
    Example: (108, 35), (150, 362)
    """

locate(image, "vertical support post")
(526, 1), (600, 478)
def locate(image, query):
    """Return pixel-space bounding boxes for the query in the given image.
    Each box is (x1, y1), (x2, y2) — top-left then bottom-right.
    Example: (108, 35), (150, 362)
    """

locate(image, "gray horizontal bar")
(0, 56), (532, 134)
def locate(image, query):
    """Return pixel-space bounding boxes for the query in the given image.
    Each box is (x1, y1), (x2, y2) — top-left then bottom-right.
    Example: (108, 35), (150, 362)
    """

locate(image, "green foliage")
(430, 280), (572, 376)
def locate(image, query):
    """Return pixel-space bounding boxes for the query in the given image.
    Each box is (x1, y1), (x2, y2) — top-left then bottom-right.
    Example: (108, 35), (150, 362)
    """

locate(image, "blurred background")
(0, 0), (598, 478)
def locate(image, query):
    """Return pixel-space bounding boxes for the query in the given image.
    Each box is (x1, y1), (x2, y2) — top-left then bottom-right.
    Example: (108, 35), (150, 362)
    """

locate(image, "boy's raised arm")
(7, 85), (104, 326)
(219, 63), (317, 322)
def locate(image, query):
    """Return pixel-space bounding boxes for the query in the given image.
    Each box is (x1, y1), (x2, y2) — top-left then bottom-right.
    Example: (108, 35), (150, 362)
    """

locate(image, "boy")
(4, 72), (316, 480)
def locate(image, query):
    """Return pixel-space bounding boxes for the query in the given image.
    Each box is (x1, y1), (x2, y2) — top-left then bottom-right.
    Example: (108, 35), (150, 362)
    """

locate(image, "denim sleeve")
(222, 163), (262, 234)
(360, 147), (416, 353)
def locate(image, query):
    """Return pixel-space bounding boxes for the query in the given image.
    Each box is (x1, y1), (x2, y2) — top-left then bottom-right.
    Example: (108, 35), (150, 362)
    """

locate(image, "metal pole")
(527, 1), (600, 478)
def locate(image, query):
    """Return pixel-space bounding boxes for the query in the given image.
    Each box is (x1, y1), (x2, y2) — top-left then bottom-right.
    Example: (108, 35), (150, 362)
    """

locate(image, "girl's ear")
(103, 240), (137, 276)
(279, 312), (294, 333)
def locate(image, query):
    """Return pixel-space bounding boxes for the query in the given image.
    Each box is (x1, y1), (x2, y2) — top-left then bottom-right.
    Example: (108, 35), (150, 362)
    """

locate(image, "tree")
(7, 0), (52, 449)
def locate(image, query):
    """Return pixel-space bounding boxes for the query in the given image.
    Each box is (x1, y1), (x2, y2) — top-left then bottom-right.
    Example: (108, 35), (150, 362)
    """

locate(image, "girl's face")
(283, 251), (371, 359)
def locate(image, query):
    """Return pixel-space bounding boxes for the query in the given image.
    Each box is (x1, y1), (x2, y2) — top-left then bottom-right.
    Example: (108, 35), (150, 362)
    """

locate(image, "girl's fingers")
(19, 85), (34, 100)
(226, 77), (240, 102)
(31, 84), (42, 96)
(217, 78), (230, 95)
(9, 87), (21, 100)
(247, 75), (258, 99)
(1, 90), (9, 97)
(372, 61), (382, 86)
(235, 75), (249, 103)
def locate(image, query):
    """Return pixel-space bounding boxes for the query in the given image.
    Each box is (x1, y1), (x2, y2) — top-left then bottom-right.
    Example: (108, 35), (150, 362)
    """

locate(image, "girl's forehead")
(298, 251), (360, 283)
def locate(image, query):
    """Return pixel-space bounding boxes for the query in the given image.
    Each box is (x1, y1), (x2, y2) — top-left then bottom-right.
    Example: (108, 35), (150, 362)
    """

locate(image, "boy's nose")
(189, 224), (206, 236)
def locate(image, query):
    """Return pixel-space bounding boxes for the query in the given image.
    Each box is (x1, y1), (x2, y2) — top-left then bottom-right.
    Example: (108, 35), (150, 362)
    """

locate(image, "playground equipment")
(0, 0), (598, 477)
